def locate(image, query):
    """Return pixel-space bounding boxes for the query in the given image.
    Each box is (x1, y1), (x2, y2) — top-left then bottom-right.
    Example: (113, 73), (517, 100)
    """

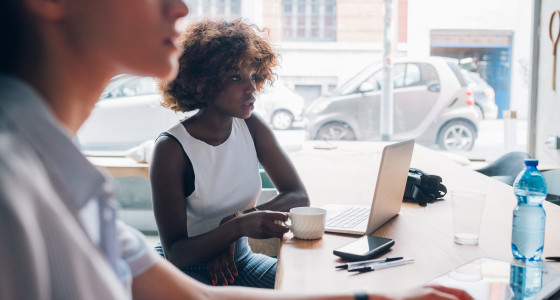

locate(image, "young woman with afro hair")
(150, 18), (310, 289)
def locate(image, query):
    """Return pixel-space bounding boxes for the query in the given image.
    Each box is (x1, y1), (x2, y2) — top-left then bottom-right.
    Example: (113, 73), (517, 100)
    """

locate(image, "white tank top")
(165, 118), (262, 237)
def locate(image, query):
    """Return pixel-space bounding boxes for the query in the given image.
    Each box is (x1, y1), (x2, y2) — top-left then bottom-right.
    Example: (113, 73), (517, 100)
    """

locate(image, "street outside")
(460, 119), (528, 162)
(278, 118), (528, 165)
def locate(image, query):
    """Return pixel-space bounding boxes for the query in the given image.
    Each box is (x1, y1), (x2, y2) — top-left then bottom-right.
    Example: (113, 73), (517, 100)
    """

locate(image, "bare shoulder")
(153, 135), (182, 155)
(244, 113), (274, 140)
(151, 135), (186, 170)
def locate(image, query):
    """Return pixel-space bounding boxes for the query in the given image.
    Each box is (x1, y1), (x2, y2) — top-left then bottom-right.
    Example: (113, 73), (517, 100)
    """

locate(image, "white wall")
(277, 42), (384, 88)
(535, 0), (560, 167)
(407, 0), (533, 119)
(277, 43), (415, 101)
(242, 0), (263, 27)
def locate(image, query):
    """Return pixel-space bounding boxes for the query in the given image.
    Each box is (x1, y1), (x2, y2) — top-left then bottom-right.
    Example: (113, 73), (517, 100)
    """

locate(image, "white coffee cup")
(287, 207), (326, 240)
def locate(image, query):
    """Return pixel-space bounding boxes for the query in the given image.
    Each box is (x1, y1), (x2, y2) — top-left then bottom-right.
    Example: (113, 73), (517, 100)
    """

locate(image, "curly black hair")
(159, 18), (279, 112)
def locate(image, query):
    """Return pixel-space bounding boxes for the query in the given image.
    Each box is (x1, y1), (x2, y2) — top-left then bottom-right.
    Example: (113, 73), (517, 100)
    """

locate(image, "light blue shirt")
(0, 75), (159, 299)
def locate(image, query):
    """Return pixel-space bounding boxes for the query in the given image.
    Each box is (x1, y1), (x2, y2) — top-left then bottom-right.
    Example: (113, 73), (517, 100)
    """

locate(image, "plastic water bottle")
(511, 159), (547, 261)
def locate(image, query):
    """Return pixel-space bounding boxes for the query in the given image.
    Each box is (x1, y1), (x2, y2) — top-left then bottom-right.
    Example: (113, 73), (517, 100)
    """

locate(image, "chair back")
(475, 152), (531, 177)
(542, 169), (560, 197)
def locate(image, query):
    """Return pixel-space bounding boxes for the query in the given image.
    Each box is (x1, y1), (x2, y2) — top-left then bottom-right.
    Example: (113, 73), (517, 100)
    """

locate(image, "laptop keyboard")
(326, 206), (370, 228)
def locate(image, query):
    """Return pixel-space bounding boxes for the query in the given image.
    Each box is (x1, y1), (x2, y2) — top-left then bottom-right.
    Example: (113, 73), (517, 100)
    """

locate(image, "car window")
(358, 69), (383, 93)
(356, 62), (437, 92)
(336, 63), (381, 95)
(421, 63), (439, 86)
(392, 63), (407, 88)
(394, 63), (439, 89)
(102, 77), (157, 99)
(403, 64), (421, 87)
(394, 63), (440, 89)
(445, 60), (467, 87)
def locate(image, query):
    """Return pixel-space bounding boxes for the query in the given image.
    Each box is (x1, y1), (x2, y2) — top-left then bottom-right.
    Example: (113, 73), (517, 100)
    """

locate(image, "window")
(357, 63), (439, 93)
(392, 64), (408, 88)
(282, 0), (336, 41)
(185, 0), (242, 19)
(390, 63), (440, 89)
(421, 64), (439, 86)
(79, 1), (544, 241)
(82, 1), (535, 168)
(359, 70), (383, 93)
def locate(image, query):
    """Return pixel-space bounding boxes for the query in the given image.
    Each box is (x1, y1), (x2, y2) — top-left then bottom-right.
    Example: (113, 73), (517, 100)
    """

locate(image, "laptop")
(323, 139), (415, 236)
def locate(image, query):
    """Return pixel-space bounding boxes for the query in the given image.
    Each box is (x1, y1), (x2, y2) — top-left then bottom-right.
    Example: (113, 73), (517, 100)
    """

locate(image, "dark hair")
(158, 18), (279, 112)
(0, 0), (28, 73)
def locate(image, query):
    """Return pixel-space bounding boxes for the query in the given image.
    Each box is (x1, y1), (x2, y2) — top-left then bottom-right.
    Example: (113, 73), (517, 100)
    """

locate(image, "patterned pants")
(154, 237), (276, 289)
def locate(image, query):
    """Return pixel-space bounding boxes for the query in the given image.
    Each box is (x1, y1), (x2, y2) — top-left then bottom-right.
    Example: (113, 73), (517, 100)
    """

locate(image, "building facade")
(184, 0), (531, 119)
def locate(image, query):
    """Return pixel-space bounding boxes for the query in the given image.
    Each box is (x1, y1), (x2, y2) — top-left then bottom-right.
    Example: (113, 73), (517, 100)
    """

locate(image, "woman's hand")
(236, 211), (289, 239)
(207, 242), (237, 286)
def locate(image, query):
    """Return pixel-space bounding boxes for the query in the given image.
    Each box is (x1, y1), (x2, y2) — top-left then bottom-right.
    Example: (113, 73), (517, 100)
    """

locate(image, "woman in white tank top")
(150, 19), (310, 288)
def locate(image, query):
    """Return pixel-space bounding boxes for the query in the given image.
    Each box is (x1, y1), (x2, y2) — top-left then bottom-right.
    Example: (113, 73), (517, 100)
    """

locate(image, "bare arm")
(132, 258), (353, 300)
(245, 113), (310, 212)
(150, 136), (288, 268)
(132, 259), (472, 300)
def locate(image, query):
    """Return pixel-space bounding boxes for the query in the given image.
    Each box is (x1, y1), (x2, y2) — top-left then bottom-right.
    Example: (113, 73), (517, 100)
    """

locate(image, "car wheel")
(475, 104), (484, 120)
(316, 122), (356, 141)
(437, 120), (476, 151)
(271, 110), (294, 130)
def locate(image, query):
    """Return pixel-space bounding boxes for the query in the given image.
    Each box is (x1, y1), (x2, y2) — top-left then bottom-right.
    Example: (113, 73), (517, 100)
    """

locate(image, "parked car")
(77, 75), (185, 151)
(461, 70), (498, 120)
(77, 75), (303, 151)
(304, 56), (480, 151)
(254, 82), (304, 130)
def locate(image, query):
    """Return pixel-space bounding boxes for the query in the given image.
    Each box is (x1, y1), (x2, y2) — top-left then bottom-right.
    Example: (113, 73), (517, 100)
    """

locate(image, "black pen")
(335, 256), (403, 269)
(348, 258), (415, 272)
(546, 256), (560, 262)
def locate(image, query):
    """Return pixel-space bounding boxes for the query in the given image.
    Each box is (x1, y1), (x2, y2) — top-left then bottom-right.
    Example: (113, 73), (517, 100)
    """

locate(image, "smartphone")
(333, 235), (395, 261)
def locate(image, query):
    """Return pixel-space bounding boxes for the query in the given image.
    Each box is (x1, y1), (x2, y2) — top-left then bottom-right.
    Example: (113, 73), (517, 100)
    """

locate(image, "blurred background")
(79, 0), (560, 236)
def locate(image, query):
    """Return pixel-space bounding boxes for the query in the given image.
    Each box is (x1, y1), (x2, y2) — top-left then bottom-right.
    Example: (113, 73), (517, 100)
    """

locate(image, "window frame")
(185, 0), (242, 19)
(282, 0), (337, 42)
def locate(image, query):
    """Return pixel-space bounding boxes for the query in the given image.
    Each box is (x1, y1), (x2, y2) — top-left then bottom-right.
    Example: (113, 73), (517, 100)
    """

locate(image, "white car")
(254, 82), (304, 130)
(77, 76), (186, 152)
(77, 76), (304, 151)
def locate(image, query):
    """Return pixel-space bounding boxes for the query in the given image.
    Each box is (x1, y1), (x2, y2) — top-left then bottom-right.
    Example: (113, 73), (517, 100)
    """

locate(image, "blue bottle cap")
(524, 159), (538, 167)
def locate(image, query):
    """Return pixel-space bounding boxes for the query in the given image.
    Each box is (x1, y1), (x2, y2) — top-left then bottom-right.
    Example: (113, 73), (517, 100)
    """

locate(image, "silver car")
(77, 75), (186, 151)
(304, 56), (480, 151)
(254, 82), (304, 130)
(77, 75), (303, 151)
